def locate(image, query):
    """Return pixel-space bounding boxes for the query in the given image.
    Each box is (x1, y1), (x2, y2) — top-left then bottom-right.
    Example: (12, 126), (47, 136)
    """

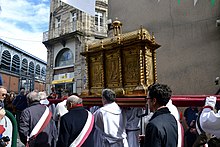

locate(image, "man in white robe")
(94, 89), (128, 147)
(200, 96), (220, 138)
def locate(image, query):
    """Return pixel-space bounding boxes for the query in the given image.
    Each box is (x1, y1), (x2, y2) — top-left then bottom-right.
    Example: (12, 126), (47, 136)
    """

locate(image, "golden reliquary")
(81, 20), (161, 97)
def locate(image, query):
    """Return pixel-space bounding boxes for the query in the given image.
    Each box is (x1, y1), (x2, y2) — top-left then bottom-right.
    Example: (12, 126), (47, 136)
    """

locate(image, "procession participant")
(39, 91), (56, 119)
(19, 91), (57, 147)
(167, 99), (184, 147)
(195, 96), (220, 146)
(54, 92), (78, 135)
(183, 106), (198, 147)
(142, 97), (183, 147)
(94, 89), (128, 147)
(125, 107), (143, 147)
(56, 95), (95, 147)
(0, 86), (12, 147)
(12, 87), (28, 129)
(199, 96), (220, 137)
(4, 91), (16, 116)
(144, 83), (178, 147)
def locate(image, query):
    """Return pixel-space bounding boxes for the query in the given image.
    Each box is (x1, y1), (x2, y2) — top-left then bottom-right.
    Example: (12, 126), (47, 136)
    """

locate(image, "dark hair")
(148, 83), (172, 106)
(20, 87), (25, 90)
(102, 89), (116, 103)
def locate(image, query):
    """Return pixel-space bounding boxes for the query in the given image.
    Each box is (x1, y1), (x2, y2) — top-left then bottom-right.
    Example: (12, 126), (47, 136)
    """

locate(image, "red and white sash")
(69, 110), (94, 147)
(27, 106), (52, 144)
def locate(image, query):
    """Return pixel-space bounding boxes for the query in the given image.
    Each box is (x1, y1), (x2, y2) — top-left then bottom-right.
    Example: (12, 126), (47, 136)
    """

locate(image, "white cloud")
(0, 0), (50, 62)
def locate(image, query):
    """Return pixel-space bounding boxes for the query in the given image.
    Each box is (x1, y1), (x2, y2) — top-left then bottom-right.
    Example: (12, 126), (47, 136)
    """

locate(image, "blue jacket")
(12, 95), (28, 111)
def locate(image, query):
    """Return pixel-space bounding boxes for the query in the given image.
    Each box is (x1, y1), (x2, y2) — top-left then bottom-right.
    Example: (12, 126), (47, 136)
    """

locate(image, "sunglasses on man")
(2, 94), (7, 97)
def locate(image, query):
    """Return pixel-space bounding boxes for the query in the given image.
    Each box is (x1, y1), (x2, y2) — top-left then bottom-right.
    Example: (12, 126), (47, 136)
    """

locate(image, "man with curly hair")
(144, 83), (178, 147)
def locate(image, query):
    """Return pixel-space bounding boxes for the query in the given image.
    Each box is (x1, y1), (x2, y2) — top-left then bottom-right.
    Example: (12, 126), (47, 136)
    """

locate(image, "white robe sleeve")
(200, 108), (220, 138)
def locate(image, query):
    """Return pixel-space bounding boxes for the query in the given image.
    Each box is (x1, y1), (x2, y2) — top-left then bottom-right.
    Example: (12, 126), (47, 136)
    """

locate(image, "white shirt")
(0, 116), (13, 147)
(55, 100), (68, 135)
(200, 108), (220, 138)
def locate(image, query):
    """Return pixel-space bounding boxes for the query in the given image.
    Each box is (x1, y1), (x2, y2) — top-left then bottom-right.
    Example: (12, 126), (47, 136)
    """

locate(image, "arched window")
(35, 64), (40, 78)
(11, 54), (20, 73)
(55, 48), (73, 67)
(41, 67), (46, 80)
(1, 50), (11, 71)
(21, 58), (28, 75)
(29, 61), (35, 76)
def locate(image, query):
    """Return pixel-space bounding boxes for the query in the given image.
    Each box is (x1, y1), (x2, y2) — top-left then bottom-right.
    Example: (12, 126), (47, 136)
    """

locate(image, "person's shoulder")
(15, 95), (21, 98)
(184, 107), (190, 113)
(21, 107), (31, 116)
(4, 116), (12, 126)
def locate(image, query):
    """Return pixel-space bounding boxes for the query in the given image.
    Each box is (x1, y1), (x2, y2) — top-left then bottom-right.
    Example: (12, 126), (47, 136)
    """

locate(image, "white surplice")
(200, 108), (220, 138)
(167, 100), (183, 147)
(94, 102), (128, 147)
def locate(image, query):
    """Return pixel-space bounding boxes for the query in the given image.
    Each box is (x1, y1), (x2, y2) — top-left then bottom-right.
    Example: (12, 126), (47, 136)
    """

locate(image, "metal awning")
(51, 78), (74, 84)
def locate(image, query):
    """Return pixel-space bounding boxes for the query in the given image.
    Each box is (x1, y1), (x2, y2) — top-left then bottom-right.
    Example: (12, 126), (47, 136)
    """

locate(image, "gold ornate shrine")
(81, 20), (161, 97)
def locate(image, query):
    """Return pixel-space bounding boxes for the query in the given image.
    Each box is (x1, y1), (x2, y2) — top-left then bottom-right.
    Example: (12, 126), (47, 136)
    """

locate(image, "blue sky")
(0, 0), (50, 61)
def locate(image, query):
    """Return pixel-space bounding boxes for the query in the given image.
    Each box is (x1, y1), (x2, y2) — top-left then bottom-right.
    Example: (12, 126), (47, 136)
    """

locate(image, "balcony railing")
(43, 21), (108, 42)
(94, 25), (108, 37)
(85, 25), (108, 37)
(43, 21), (84, 42)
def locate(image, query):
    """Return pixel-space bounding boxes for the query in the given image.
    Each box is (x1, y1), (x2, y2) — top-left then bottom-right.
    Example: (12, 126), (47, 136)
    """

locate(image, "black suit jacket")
(56, 107), (95, 147)
(144, 107), (178, 147)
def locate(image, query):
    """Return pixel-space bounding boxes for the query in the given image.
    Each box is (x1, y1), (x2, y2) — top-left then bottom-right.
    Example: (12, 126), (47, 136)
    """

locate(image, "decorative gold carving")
(123, 48), (139, 85)
(153, 49), (157, 82)
(112, 19), (122, 36)
(86, 28), (154, 50)
(140, 49), (144, 85)
(151, 32), (155, 44)
(90, 55), (103, 87)
(106, 51), (120, 86)
(80, 21), (161, 97)
(145, 48), (151, 86)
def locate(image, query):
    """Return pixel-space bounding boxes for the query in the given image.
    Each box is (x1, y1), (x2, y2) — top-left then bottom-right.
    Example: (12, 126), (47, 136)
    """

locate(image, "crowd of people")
(0, 81), (219, 146)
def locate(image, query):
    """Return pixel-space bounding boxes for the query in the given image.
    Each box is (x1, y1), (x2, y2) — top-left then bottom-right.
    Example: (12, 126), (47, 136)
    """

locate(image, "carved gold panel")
(122, 47), (140, 86)
(89, 54), (103, 88)
(105, 50), (120, 87)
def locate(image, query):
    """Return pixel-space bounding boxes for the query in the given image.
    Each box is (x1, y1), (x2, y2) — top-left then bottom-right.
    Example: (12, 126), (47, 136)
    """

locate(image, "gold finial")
(138, 26), (143, 40)
(112, 18), (122, 36)
(151, 32), (155, 43)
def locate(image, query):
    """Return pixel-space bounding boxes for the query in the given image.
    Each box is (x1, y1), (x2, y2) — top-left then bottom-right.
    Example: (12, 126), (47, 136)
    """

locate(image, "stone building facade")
(43, 0), (108, 95)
